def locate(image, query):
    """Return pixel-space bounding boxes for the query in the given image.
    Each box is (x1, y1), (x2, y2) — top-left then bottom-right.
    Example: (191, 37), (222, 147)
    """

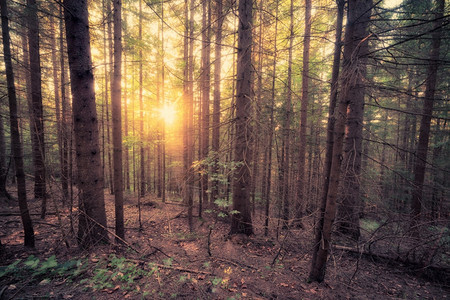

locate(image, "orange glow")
(159, 102), (177, 125)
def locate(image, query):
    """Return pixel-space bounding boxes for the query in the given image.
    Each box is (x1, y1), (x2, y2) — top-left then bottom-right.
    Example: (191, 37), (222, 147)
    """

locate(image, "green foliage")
(361, 219), (382, 233)
(0, 259), (21, 278)
(211, 277), (222, 286)
(86, 254), (145, 291)
(0, 255), (87, 283)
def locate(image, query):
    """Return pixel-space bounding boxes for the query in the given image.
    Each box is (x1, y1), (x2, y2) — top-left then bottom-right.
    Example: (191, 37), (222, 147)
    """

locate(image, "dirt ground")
(0, 187), (449, 299)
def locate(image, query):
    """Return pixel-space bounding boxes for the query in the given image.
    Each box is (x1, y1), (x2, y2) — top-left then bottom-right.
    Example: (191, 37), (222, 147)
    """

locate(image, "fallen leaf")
(280, 283), (289, 287)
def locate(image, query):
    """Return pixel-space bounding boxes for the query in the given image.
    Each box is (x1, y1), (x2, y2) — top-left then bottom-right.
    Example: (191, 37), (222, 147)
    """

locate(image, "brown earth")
(0, 185), (448, 299)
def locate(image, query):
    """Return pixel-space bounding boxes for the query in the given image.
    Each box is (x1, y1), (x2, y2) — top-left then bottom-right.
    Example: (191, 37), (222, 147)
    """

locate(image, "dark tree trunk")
(410, 0), (444, 231)
(309, 0), (371, 282)
(281, 0), (294, 229)
(336, 0), (372, 237)
(200, 0), (211, 209)
(106, 0), (114, 195)
(160, 0), (166, 203)
(64, 0), (109, 248)
(27, 0), (46, 218)
(112, 0), (124, 241)
(184, 0), (194, 231)
(211, 0), (223, 204)
(230, 0), (253, 236)
(263, 0), (279, 236)
(1, 0), (35, 247)
(60, 4), (70, 202)
(296, 0), (312, 226)
(139, 0), (146, 198)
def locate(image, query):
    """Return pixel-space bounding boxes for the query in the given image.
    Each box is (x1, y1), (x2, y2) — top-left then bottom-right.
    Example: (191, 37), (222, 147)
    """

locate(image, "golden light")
(159, 102), (177, 125)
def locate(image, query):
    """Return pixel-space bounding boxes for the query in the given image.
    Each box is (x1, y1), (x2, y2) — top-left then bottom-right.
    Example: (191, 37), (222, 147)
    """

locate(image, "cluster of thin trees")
(0, 0), (448, 282)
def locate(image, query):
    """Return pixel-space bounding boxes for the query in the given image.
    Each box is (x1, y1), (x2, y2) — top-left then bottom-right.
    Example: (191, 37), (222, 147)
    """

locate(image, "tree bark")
(107, 0), (114, 195)
(296, 0), (312, 226)
(410, 0), (444, 232)
(112, 0), (124, 241)
(230, 0), (253, 236)
(1, 0), (35, 247)
(281, 0), (295, 228)
(211, 0), (223, 205)
(184, 0), (194, 231)
(64, 0), (109, 248)
(200, 0), (211, 209)
(263, 0), (279, 237)
(27, 0), (46, 218)
(309, 0), (372, 282)
(138, 0), (146, 198)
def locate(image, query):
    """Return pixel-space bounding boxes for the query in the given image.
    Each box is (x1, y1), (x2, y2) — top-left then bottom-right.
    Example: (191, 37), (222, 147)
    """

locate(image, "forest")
(0, 0), (449, 298)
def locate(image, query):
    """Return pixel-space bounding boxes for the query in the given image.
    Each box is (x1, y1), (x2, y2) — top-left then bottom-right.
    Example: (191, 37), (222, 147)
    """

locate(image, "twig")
(272, 231), (290, 266)
(129, 259), (212, 275)
(78, 209), (140, 253)
(214, 257), (257, 270)
(152, 263), (213, 275)
(7, 278), (32, 300)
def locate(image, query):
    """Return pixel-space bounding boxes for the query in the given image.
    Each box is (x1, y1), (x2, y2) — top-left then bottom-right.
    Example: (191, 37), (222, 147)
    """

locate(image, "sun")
(159, 102), (177, 125)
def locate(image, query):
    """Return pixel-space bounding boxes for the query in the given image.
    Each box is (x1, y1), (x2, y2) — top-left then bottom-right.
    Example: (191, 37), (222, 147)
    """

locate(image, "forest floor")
(0, 186), (449, 299)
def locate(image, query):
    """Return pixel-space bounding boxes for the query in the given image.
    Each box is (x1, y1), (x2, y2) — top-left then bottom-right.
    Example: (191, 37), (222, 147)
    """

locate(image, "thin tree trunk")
(1, 0), (35, 247)
(410, 0), (444, 232)
(211, 0), (223, 205)
(49, 5), (63, 204)
(59, 4), (69, 202)
(184, 0), (194, 231)
(263, 0), (279, 236)
(200, 0), (211, 209)
(112, 0), (124, 241)
(124, 50), (130, 191)
(296, 0), (312, 226)
(64, 0), (109, 248)
(27, 0), (46, 218)
(139, 0), (146, 199)
(160, 0), (166, 203)
(281, 0), (294, 229)
(251, 0), (264, 215)
(107, 0), (114, 195)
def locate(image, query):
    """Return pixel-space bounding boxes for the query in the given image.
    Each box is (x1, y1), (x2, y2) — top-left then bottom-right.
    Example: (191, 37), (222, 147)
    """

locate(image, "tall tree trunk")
(64, 0), (109, 248)
(410, 0), (444, 231)
(124, 51), (130, 191)
(60, 3), (70, 202)
(50, 4), (68, 204)
(296, 0), (312, 226)
(139, 0), (146, 199)
(27, 0), (46, 218)
(311, 0), (344, 256)
(160, 0), (166, 203)
(230, 0), (253, 236)
(263, 0), (279, 236)
(107, 0), (114, 195)
(251, 0), (264, 214)
(281, 0), (294, 228)
(309, 0), (371, 282)
(1, 0), (35, 247)
(184, 0), (194, 231)
(200, 0), (211, 209)
(211, 0), (223, 205)
(112, 0), (124, 241)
